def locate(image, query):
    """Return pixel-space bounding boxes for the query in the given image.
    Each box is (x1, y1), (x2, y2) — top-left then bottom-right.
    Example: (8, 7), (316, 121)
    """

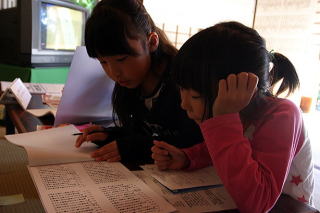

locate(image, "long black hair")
(173, 21), (299, 122)
(85, 0), (177, 126)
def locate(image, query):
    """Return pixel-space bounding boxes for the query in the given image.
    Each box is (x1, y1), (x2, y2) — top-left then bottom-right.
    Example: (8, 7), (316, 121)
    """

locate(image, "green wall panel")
(0, 64), (30, 82)
(0, 64), (69, 83)
(30, 67), (69, 84)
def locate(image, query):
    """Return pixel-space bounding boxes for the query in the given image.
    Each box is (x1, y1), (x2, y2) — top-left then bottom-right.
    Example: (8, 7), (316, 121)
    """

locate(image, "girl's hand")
(213, 72), (259, 116)
(91, 141), (121, 162)
(151, 141), (189, 170)
(75, 125), (108, 148)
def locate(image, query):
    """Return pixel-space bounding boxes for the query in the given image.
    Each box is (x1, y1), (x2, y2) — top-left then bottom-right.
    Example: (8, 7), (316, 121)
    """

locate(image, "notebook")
(54, 46), (114, 126)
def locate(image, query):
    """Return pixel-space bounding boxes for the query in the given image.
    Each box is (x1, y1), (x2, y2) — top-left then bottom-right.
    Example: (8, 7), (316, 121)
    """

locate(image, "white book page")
(8, 78), (32, 110)
(28, 162), (176, 213)
(134, 170), (236, 213)
(5, 125), (96, 166)
(141, 165), (222, 191)
(27, 108), (57, 117)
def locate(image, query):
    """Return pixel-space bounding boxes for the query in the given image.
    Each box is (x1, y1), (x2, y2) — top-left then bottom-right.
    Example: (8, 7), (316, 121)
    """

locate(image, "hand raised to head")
(213, 72), (259, 116)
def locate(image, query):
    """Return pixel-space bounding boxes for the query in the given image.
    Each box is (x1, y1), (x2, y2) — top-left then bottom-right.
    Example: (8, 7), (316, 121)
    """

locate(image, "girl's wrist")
(181, 154), (191, 169)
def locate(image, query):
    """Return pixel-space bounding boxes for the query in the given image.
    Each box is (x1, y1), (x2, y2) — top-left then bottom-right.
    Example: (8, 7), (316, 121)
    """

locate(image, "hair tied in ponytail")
(268, 49), (275, 61)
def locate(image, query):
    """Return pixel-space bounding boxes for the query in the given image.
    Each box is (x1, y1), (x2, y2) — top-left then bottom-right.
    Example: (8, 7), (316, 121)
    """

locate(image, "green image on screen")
(41, 3), (84, 50)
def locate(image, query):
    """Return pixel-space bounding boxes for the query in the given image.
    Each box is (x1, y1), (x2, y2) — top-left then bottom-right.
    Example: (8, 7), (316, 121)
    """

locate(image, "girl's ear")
(148, 32), (159, 52)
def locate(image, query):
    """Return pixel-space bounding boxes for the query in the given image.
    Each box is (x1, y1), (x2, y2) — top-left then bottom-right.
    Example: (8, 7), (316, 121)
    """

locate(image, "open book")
(5, 126), (176, 213)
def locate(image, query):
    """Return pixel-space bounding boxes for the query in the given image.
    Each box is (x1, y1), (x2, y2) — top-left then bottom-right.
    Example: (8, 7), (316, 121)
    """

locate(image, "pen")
(72, 130), (108, 136)
(72, 132), (84, 136)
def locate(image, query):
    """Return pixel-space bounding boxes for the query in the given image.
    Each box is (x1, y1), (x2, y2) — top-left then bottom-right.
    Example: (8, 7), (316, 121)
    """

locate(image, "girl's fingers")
(86, 132), (108, 141)
(93, 150), (119, 159)
(247, 73), (259, 92)
(80, 125), (105, 141)
(237, 72), (249, 91)
(226, 74), (237, 92)
(91, 148), (109, 158)
(151, 152), (171, 161)
(106, 156), (121, 162)
(151, 145), (169, 155)
(75, 135), (86, 147)
(75, 132), (108, 148)
(75, 136), (82, 147)
(95, 152), (121, 162)
(91, 141), (117, 157)
(218, 79), (227, 97)
(155, 160), (169, 170)
(83, 125), (104, 135)
(153, 141), (178, 153)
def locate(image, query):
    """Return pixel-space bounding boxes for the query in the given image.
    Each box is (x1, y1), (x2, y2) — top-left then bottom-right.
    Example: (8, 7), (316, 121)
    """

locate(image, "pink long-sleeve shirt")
(183, 97), (314, 213)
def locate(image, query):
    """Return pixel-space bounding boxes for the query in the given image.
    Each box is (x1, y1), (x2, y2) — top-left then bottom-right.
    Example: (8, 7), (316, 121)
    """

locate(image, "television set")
(0, 0), (89, 67)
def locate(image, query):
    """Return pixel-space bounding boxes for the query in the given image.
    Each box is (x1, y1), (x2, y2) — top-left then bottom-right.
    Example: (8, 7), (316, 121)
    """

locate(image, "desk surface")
(3, 96), (319, 213)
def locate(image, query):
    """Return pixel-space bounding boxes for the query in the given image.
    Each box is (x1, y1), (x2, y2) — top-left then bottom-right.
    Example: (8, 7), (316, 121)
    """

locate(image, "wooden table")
(3, 96), (319, 213)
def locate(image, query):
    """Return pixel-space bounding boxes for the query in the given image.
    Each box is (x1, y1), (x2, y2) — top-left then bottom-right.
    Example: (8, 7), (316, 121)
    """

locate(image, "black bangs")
(85, 7), (140, 58)
(172, 30), (219, 119)
(172, 29), (219, 96)
(172, 46), (200, 91)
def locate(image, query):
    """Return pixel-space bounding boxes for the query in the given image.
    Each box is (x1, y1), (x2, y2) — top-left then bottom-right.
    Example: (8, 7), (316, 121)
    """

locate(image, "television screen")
(40, 2), (85, 51)
(0, 0), (89, 67)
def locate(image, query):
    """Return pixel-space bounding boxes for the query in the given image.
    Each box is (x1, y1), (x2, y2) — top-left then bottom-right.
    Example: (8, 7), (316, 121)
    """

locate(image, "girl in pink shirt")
(151, 21), (314, 213)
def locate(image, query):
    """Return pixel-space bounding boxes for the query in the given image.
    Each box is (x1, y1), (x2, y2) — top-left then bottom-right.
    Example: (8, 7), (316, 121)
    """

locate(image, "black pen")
(72, 130), (108, 136)
(72, 132), (84, 136)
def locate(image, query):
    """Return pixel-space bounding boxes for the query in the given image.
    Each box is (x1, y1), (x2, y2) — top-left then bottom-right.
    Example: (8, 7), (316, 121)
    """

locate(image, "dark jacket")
(95, 78), (203, 164)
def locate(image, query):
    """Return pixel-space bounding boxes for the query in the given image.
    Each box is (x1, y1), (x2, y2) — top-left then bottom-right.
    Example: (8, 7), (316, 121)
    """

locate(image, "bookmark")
(0, 194), (25, 206)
